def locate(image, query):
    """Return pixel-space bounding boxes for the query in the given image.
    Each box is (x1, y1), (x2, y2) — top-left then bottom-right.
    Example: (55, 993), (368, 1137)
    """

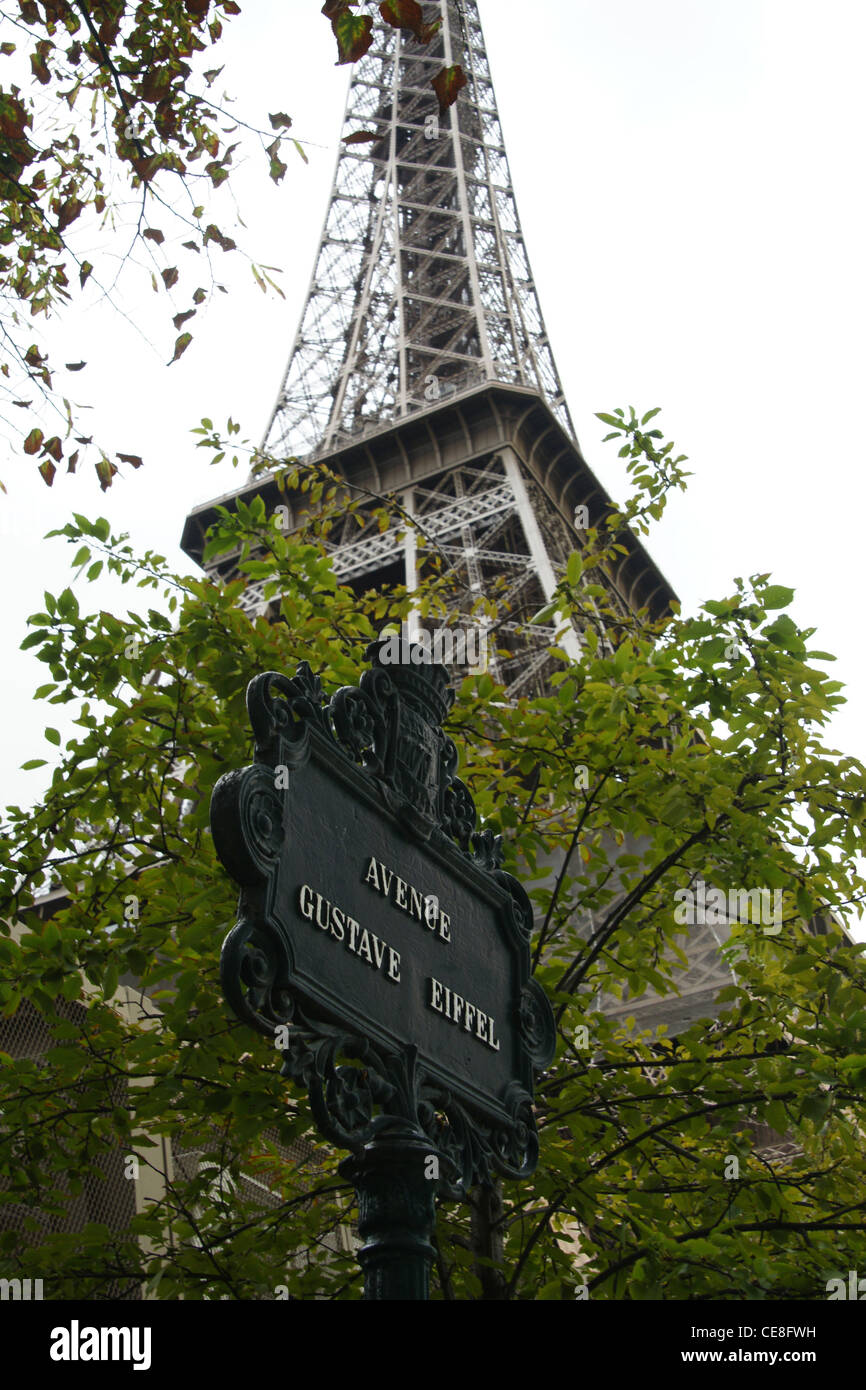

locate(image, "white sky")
(1, 1), (864, 929)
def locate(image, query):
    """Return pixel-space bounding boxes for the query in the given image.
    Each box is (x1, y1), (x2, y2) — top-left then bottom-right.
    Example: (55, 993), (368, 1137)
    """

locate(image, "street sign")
(212, 639), (555, 1296)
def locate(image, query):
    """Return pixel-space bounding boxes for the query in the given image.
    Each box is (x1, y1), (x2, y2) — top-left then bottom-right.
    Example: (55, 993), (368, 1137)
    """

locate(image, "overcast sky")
(1, 1), (864, 928)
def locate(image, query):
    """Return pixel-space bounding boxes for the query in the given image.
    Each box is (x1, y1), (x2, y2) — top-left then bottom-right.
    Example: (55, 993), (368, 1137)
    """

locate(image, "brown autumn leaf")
(432, 64), (468, 113)
(324, 2), (374, 65)
(161, 267), (179, 290)
(173, 309), (195, 329)
(206, 161), (230, 187)
(379, 0), (438, 43)
(79, 261), (93, 288)
(169, 332), (192, 364)
(23, 427), (43, 455)
(65, 361), (86, 372)
(57, 198), (83, 231)
(38, 459), (56, 486)
(0, 95), (28, 140)
(30, 51), (50, 85)
(97, 9), (122, 46)
(192, 287), (206, 304)
(344, 130), (380, 145)
(269, 112), (292, 130)
(117, 453), (144, 469)
(43, 436), (63, 462)
(67, 450), (78, 473)
(141, 69), (170, 104)
(143, 228), (165, 245)
(203, 224), (236, 252)
(131, 154), (161, 183)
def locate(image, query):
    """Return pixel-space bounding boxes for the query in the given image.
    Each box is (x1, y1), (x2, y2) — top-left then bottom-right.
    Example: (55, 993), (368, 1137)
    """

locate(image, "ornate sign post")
(211, 640), (555, 1299)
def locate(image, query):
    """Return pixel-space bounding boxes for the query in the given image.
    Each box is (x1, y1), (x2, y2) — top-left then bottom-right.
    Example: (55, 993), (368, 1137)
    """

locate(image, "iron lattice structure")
(263, 0), (572, 464)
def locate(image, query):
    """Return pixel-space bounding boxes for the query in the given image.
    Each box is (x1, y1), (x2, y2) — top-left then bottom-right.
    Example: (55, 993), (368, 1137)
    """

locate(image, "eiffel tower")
(182, 0), (673, 690)
(180, 0), (731, 1032)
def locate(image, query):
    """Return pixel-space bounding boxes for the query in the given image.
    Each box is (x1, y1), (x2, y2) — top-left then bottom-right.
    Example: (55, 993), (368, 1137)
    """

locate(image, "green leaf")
(567, 552), (582, 587)
(762, 585), (795, 610)
(765, 1100), (788, 1134)
(531, 603), (557, 626)
(57, 588), (78, 618)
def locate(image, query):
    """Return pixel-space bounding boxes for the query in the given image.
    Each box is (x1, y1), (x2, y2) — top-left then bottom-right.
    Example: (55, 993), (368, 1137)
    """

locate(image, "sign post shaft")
(341, 1132), (437, 1300)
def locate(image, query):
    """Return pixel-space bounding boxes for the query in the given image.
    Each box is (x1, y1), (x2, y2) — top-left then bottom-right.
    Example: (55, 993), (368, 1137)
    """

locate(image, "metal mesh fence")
(169, 1123), (353, 1299)
(0, 997), (140, 1300)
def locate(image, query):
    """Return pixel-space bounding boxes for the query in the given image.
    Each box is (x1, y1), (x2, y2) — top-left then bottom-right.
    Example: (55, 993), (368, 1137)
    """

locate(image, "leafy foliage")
(1, 417), (865, 1299)
(0, 0), (464, 490)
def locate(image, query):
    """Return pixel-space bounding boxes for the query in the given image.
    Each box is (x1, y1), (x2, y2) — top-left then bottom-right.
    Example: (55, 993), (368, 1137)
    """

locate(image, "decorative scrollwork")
(472, 827), (504, 871)
(219, 918), (294, 1034)
(330, 683), (385, 769)
(247, 664), (328, 761)
(271, 1010), (541, 1189)
(488, 1082), (538, 1178)
(443, 778), (476, 850)
(327, 1066), (375, 1136)
(210, 764), (284, 886)
(276, 1012), (411, 1153)
(496, 872), (534, 940)
(519, 978), (557, 1069)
